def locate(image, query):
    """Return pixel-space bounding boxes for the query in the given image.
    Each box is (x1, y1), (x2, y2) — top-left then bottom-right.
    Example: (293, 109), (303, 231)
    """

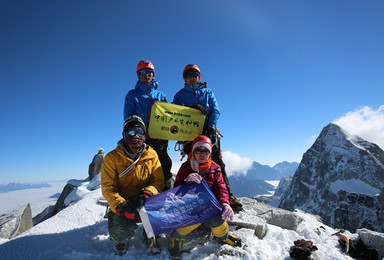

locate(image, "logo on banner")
(148, 102), (205, 141)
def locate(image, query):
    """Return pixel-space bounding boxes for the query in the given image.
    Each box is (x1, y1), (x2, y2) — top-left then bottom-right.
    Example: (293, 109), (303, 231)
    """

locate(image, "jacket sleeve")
(101, 153), (126, 213)
(172, 92), (181, 105)
(173, 162), (191, 187)
(212, 168), (230, 205)
(123, 91), (136, 121)
(207, 90), (220, 127)
(143, 151), (165, 195)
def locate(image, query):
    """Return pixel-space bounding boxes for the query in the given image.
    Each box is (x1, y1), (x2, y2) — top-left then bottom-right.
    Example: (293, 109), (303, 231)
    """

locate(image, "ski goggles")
(138, 69), (154, 75)
(126, 129), (145, 137)
(194, 148), (210, 154)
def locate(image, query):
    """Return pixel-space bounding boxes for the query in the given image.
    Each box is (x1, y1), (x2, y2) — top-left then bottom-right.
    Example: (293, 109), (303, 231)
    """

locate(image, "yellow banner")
(148, 102), (205, 141)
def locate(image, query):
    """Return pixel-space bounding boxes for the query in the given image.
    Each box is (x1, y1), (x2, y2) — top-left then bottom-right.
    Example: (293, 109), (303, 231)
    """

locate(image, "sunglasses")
(184, 72), (199, 78)
(194, 148), (210, 154)
(126, 129), (145, 137)
(138, 69), (154, 75)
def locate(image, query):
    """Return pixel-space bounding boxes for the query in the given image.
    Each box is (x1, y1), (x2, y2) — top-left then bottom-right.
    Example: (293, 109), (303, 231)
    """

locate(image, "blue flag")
(138, 180), (222, 238)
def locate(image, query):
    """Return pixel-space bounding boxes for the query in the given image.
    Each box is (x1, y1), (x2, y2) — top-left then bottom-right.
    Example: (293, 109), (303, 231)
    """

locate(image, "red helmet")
(183, 64), (201, 79)
(137, 59), (155, 73)
(193, 135), (212, 146)
(192, 135), (212, 149)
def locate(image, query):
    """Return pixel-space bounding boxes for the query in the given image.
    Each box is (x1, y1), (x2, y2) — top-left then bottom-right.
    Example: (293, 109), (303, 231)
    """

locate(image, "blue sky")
(1, 0), (383, 182)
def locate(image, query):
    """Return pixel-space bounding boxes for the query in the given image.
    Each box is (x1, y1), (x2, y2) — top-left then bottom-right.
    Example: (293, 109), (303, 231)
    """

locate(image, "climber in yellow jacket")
(101, 115), (164, 255)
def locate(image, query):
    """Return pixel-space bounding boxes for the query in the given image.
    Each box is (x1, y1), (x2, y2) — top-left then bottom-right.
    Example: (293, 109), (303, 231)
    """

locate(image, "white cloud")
(333, 105), (384, 150)
(170, 150), (253, 177)
(222, 151), (253, 176)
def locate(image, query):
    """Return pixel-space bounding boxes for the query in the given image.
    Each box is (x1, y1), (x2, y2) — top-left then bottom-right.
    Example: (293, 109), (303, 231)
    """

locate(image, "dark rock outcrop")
(51, 183), (76, 216)
(33, 205), (55, 225)
(88, 148), (105, 180)
(334, 190), (383, 232)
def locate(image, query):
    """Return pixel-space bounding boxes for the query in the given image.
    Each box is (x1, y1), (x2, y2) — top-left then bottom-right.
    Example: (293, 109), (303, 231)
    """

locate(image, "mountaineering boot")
(114, 241), (129, 256)
(168, 235), (185, 260)
(229, 197), (243, 212)
(146, 236), (161, 255)
(142, 230), (161, 255)
(223, 233), (242, 247)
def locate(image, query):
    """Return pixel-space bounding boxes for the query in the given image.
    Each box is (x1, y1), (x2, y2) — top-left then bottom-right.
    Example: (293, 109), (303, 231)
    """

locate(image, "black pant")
(146, 138), (172, 189)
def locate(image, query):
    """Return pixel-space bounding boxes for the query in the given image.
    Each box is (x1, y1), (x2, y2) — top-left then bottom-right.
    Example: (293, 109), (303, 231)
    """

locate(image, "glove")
(185, 172), (203, 183)
(204, 125), (217, 144)
(129, 190), (153, 209)
(140, 190), (152, 200)
(221, 203), (234, 221)
(115, 203), (135, 220)
(191, 104), (207, 115)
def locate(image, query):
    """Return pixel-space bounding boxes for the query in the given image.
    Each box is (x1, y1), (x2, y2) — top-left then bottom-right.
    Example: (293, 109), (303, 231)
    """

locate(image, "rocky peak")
(278, 123), (384, 232)
(0, 203), (33, 239)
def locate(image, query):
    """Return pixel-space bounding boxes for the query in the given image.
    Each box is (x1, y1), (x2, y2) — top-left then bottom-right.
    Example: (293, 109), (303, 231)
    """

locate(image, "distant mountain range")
(229, 161), (299, 198)
(0, 183), (51, 193)
(245, 161), (299, 180)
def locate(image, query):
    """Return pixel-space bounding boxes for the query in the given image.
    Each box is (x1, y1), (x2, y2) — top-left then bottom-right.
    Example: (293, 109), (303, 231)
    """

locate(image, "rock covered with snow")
(279, 123), (384, 232)
(357, 228), (384, 259)
(228, 209), (268, 239)
(51, 174), (101, 218)
(0, 203), (33, 239)
(274, 176), (292, 197)
(253, 176), (293, 207)
(239, 197), (303, 231)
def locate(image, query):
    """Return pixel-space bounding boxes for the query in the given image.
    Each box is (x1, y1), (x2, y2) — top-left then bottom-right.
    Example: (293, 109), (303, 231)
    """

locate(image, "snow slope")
(0, 178), (362, 260)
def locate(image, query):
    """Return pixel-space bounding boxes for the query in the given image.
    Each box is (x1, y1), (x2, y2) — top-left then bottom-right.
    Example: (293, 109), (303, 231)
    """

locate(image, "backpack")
(290, 239), (318, 260)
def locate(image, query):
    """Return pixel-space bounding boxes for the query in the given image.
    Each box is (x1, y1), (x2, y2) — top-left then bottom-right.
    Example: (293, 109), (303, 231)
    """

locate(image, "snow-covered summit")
(0, 176), (382, 259)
